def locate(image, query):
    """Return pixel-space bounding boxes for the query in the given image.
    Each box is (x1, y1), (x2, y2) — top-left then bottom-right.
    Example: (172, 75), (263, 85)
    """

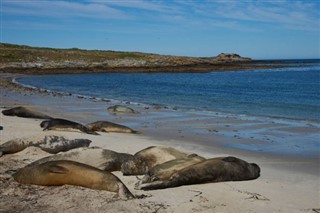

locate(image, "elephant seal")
(107, 105), (136, 115)
(140, 154), (206, 184)
(40, 118), (99, 135)
(121, 146), (190, 175)
(2, 106), (52, 119)
(0, 135), (91, 157)
(13, 160), (135, 199)
(136, 156), (261, 190)
(29, 147), (134, 172)
(86, 121), (138, 134)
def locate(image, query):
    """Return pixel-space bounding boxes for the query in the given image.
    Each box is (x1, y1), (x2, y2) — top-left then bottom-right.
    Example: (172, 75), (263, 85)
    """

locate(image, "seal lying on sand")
(121, 146), (190, 175)
(140, 154), (206, 184)
(86, 121), (138, 134)
(136, 156), (261, 190)
(13, 160), (135, 199)
(2, 106), (52, 119)
(0, 135), (91, 157)
(29, 147), (134, 172)
(107, 105), (136, 115)
(40, 118), (99, 135)
(0, 126), (3, 130)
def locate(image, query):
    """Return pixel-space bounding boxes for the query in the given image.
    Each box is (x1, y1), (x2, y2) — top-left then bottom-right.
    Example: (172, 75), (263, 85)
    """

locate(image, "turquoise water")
(16, 60), (320, 121)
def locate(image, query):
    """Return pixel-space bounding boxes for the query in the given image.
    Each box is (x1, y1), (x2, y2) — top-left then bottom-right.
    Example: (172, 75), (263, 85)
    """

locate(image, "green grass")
(0, 43), (150, 63)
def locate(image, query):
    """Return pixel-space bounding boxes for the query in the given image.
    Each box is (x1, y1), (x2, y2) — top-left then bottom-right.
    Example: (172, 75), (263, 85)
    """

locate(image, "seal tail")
(118, 183), (135, 199)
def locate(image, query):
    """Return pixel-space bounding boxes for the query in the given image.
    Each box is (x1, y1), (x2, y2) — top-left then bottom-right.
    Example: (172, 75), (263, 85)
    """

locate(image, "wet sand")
(0, 73), (319, 212)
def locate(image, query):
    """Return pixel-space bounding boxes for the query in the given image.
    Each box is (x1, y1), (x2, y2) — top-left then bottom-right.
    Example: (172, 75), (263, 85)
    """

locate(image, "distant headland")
(0, 43), (287, 74)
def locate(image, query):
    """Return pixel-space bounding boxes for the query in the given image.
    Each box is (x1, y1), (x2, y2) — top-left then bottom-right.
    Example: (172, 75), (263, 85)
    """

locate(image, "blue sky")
(1, 0), (319, 59)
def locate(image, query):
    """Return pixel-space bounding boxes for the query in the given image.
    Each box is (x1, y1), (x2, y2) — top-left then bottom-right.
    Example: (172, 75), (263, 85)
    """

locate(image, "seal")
(86, 121), (138, 134)
(29, 147), (134, 172)
(0, 135), (91, 157)
(140, 154), (206, 184)
(0, 126), (3, 130)
(2, 106), (52, 119)
(13, 160), (135, 199)
(40, 118), (99, 135)
(107, 105), (136, 115)
(136, 156), (261, 190)
(121, 146), (190, 175)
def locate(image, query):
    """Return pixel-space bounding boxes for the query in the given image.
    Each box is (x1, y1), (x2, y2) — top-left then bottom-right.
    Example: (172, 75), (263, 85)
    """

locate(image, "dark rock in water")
(2, 106), (52, 119)
(107, 105), (136, 115)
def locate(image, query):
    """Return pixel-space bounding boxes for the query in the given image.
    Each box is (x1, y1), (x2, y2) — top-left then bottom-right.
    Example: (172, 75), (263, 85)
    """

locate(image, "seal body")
(2, 106), (52, 119)
(29, 147), (134, 172)
(40, 119), (99, 135)
(0, 135), (91, 157)
(141, 154), (206, 184)
(137, 156), (261, 190)
(86, 121), (137, 134)
(107, 105), (136, 115)
(121, 146), (190, 175)
(13, 160), (135, 199)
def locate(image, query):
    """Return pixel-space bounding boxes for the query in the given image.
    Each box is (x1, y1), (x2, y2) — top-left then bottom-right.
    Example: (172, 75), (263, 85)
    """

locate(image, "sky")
(1, 0), (319, 59)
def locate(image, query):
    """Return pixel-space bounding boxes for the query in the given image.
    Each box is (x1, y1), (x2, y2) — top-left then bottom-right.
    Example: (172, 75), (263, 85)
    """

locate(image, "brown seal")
(13, 160), (135, 199)
(2, 106), (52, 119)
(140, 154), (206, 184)
(107, 105), (136, 115)
(29, 147), (134, 172)
(136, 156), (261, 190)
(0, 135), (91, 157)
(121, 146), (190, 175)
(40, 118), (99, 135)
(86, 121), (138, 134)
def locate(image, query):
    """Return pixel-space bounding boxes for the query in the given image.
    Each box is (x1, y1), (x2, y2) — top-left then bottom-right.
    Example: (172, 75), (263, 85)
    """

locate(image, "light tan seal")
(0, 135), (91, 157)
(29, 147), (134, 172)
(140, 154), (206, 184)
(136, 156), (261, 190)
(107, 105), (136, 115)
(121, 146), (190, 175)
(13, 160), (135, 199)
(86, 121), (138, 134)
(40, 118), (99, 135)
(2, 106), (52, 119)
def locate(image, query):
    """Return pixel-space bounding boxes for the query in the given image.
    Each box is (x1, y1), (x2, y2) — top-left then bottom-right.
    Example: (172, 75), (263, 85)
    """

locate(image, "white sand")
(0, 110), (319, 213)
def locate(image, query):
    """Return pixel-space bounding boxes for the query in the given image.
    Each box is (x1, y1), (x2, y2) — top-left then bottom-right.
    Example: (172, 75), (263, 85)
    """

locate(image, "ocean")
(16, 60), (320, 121)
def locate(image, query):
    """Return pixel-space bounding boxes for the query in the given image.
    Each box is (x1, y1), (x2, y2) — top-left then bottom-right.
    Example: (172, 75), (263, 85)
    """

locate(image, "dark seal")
(40, 118), (99, 135)
(2, 106), (52, 119)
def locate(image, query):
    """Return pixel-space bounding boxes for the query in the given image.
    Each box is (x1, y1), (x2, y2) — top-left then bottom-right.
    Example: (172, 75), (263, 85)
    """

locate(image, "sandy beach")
(0, 74), (319, 213)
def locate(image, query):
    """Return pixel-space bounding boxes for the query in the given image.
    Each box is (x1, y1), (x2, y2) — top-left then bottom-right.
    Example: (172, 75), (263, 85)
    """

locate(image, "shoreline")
(1, 72), (319, 164)
(1, 72), (319, 212)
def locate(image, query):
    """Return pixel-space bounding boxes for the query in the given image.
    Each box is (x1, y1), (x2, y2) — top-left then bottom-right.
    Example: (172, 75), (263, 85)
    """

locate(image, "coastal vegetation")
(0, 43), (281, 74)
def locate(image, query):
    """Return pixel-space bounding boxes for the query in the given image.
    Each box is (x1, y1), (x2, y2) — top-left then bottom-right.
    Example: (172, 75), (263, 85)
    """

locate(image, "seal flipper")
(48, 165), (69, 174)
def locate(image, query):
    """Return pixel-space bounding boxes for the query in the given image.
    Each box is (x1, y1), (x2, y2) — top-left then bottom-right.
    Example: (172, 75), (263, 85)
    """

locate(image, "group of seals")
(2, 107), (138, 135)
(0, 135), (91, 157)
(121, 146), (191, 175)
(13, 160), (135, 199)
(136, 156), (260, 190)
